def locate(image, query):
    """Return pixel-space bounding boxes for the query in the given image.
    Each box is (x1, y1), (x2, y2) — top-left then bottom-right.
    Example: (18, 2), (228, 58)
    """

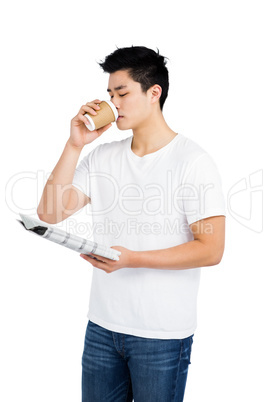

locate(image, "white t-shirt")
(72, 133), (225, 339)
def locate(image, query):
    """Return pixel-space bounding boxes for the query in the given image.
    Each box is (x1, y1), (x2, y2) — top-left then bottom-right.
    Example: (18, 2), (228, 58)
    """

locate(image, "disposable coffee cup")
(85, 100), (118, 131)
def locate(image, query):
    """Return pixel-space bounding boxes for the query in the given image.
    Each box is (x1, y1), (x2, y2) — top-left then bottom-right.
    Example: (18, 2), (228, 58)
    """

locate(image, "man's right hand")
(69, 99), (112, 149)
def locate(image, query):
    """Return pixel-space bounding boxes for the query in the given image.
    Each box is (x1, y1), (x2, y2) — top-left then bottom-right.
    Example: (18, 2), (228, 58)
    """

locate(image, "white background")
(1, 0), (267, 401)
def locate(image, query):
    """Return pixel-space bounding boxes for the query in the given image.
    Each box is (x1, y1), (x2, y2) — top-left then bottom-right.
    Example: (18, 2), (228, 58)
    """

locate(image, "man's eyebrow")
(107, 85), (128, 92)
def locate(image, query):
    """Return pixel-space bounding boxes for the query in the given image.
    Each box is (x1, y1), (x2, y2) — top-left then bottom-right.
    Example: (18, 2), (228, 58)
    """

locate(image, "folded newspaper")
(18, 214), (121, 261)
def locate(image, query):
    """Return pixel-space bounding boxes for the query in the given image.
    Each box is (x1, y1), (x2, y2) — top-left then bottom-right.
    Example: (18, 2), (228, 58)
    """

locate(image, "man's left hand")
(80, 246), (135, 274)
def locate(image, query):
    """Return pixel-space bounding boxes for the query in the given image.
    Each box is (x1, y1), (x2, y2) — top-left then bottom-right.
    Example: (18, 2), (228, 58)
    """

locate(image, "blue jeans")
(82, 320), (194, 402)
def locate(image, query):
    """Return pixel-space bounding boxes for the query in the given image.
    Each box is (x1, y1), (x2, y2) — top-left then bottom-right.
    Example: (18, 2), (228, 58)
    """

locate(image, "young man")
(38, 46), (225, 402)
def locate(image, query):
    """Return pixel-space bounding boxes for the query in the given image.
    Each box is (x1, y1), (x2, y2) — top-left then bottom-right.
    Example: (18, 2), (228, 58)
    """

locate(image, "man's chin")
(116, 120), (131, 131)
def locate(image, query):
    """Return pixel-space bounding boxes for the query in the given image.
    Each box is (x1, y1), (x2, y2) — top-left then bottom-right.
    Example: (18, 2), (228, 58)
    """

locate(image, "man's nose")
(111, 97), (120, 110)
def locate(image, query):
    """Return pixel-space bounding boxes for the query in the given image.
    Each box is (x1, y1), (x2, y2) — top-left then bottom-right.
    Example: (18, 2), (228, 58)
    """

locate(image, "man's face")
(107, 70), (152, 131)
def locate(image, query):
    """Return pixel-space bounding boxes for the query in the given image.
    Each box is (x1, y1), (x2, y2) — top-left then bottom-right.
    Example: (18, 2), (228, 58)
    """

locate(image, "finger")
(85, 101), (101, 111)
(75, 112), (93, 127)
(80, 105), (98, 116)
(97, 123), (112, 135)
(81, 254), (104, 263)
(82, 254), (97, 260)
(88, 252), (119, 263)
(86, 99), (101, 106)
(80, 254), (110, 272)
(87, 253), (112, 263)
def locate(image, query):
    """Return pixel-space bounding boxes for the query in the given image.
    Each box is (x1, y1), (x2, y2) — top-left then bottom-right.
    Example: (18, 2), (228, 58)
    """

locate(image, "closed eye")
(109, 93), (128, 100)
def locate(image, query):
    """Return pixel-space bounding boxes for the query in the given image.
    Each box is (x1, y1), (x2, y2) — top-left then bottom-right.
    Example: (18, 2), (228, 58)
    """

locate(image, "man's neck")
(131, 110), (177, 157)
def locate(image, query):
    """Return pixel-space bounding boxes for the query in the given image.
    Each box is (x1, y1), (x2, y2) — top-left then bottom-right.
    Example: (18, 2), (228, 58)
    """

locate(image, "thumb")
(97, 123), (112, 136)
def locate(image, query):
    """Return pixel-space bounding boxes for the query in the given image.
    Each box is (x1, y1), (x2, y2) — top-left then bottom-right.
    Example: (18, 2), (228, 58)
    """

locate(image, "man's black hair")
(99, 46), (169, 110)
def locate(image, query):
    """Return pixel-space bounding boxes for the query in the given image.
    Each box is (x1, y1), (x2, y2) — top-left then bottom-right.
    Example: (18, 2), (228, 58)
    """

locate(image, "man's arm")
(81, 216), (225, 273)
(37, 140), (90, 223)
(37, 100), (111, 224)
(131, 215), (225, 270)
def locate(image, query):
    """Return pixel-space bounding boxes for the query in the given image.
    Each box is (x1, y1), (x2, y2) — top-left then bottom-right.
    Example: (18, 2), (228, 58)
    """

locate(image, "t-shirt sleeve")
(182, 153), (226, 225)
(72, 152), (92, 198)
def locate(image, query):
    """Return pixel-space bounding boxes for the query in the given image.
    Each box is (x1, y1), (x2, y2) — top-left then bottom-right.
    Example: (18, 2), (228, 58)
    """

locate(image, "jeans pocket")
(181, 335), (194, 366)
(188, 334), (194, 364)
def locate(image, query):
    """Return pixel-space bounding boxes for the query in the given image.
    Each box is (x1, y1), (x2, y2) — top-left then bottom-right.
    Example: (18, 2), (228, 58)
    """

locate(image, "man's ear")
(150, 84), (162, 104)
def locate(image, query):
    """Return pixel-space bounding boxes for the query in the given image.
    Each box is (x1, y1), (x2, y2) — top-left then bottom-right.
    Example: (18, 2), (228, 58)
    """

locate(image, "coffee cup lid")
(103, 100), (118, 119)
